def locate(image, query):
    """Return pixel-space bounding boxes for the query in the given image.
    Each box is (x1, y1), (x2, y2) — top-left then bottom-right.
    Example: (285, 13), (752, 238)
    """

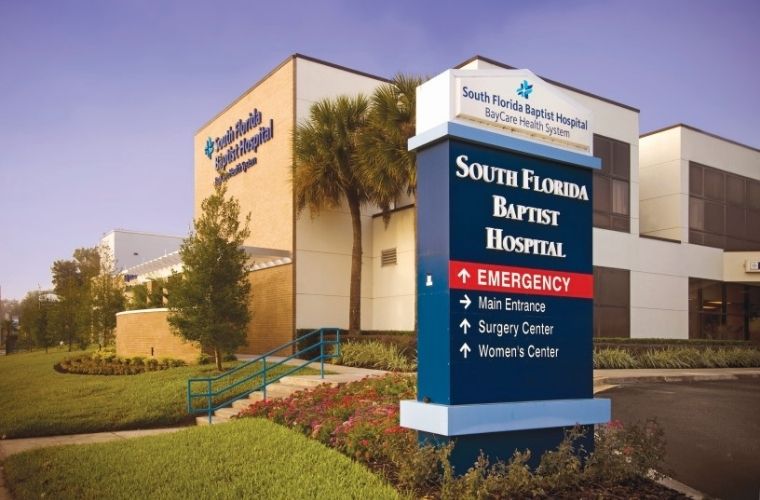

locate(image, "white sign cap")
(416, 69), (594, 155)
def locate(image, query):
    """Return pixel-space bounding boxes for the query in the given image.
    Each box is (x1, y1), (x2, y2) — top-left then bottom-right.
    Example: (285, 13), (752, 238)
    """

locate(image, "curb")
(656, 474), (705, 500)
(595, 371), (760, 387)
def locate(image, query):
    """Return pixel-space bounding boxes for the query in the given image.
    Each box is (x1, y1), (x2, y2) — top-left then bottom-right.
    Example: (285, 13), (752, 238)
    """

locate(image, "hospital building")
(113, 54), (760, 360)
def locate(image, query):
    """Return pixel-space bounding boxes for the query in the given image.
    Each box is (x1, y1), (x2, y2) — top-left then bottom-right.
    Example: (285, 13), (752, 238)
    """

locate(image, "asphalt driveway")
(605, 379), (760, 500)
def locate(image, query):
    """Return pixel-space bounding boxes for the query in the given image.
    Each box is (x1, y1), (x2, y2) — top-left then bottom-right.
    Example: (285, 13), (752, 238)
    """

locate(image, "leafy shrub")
(55, 353), (186, 375)
(593, 349), (637, 369)
(334, 340), (416, 372)
(197, 353), (212, 365)
(594, 346), (760, 369)
(236, 374), (670, 498)
(585, 419), (666, 484)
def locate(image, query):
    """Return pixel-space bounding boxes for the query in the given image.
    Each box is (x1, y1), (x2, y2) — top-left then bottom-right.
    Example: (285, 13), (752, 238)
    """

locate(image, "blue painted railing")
(187, 328), (341, 423)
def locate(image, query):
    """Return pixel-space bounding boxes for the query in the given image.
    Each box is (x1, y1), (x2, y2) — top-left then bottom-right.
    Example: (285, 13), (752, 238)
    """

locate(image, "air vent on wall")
(381, 248), (397, 267)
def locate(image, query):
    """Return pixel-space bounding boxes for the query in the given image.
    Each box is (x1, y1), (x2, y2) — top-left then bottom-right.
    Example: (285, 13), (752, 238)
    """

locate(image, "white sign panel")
(454, 70), (593, 154)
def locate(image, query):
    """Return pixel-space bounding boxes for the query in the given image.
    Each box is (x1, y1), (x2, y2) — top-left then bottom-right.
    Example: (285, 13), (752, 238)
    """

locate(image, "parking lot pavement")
(605, 379), (760, 500)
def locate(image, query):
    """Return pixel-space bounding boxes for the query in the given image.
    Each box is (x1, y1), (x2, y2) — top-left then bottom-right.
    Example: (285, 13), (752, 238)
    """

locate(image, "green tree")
(51, 247), (101, 350)
(293, 95), (370, 336)
(167, 183), (251, 371)
(148, 278), (167, 307)
(357, 74), (425, 220)
(19, 291), (56, 351)
(51, 260), (83, 350)
(128, 284), (149, 310)
(74, 247), (100, 344)
(90, 245), (126, 347)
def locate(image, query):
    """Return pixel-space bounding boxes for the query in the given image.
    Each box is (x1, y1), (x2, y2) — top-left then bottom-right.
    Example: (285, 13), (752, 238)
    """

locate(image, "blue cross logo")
(204, 137), (214, 159)
(517, 80), (533, 99)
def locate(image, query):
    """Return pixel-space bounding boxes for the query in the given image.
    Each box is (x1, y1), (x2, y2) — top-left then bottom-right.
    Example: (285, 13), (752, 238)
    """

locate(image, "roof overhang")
(122, 246), (292, 281)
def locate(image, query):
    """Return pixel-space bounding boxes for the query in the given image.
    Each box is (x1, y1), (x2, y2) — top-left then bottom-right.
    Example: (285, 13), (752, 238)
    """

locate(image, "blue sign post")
(401, 70), (611, 472)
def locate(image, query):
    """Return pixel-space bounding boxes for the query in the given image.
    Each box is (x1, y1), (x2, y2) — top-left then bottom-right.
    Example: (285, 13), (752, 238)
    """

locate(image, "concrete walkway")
(0, 428), (187, 460)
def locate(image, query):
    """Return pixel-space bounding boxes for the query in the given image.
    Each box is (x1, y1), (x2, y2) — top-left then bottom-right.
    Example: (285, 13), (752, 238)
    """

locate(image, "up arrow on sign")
(459, 318), (471, 334)
(459, 342), (471, 359)
(457, 268), (471, 284)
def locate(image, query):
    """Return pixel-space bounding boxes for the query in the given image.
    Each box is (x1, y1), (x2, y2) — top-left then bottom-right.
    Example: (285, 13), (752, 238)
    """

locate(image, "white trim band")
(400, 398), (610, 436)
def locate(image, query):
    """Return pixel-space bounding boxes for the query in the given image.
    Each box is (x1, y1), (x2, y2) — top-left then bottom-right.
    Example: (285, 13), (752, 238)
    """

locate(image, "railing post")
(187, 380), (192, 414)
(320, 329), (325, 379)
(336, 328), (341, 358)
(207, 379), (213, 424)
(263, 357), (268, 401)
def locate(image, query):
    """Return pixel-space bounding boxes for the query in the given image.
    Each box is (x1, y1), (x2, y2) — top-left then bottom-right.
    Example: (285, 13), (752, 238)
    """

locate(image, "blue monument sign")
(401, 68), (610, 472)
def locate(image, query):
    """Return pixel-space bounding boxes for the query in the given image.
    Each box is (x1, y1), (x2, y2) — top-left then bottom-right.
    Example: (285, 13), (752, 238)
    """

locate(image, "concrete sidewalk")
(0, 427), (187, 460)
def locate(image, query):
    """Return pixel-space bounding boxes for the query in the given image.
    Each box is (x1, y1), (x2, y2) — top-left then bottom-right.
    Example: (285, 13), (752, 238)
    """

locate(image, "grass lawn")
(0, 349), (318, 438)
(3, 418), (400, 499)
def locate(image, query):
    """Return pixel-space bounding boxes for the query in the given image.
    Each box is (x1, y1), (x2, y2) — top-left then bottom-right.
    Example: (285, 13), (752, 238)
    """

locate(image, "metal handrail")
(187, 328), (341, 423)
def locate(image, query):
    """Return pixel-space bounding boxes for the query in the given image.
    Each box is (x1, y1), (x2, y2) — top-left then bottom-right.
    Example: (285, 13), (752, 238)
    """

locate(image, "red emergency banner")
(449, 260), (593, 299)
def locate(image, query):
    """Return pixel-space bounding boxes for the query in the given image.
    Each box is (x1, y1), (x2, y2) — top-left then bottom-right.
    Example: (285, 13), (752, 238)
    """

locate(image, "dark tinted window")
(689, 162), (760, 250)
(593, 267), (630, 338)
(689, 278), (760, 341)
(593, 135), (630, 233)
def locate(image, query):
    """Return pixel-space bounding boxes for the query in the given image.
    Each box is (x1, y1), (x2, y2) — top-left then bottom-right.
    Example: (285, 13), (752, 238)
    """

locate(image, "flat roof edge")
(196, 54), (390, 135)
(456, 55), (640, 114)
(640, 123), (760, 153)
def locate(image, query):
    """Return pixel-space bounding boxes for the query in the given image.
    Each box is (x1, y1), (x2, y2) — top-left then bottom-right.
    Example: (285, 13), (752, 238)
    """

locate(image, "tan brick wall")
(194, 58), (294, 252)
(242, 264), (294, 354)
(115, 309), (201, 363)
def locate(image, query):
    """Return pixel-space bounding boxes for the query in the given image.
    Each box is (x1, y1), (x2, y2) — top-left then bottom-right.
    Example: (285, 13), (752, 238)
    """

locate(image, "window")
(689, 278), (760, 340)
(593, 266), (630, 338)
(593, 135), (630, 232)
(380, 248), (397, 267)
(689, 162), (760, 250)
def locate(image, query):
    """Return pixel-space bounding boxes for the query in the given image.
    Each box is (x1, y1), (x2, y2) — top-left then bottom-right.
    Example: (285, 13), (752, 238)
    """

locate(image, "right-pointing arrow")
(459, 318), (471, 334)
(459, 342), (471, 359)
(459, 294), (471, 309)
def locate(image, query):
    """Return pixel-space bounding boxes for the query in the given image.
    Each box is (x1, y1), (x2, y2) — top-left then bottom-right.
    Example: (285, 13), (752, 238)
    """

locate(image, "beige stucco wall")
(723, 252), (760, 283)
(371, 207), (416, 331)
(115, 308), (201, 363)
(639, 127), (685, 241)
(293, 57), (386, 331)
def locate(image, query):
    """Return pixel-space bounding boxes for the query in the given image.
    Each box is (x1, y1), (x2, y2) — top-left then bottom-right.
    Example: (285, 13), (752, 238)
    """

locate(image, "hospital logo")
(204, 137), (215, 159)
(517, 80), (534, 99)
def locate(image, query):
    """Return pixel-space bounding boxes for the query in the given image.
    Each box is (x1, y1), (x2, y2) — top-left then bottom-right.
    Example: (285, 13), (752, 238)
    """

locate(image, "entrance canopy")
(122, 246), (292, 284)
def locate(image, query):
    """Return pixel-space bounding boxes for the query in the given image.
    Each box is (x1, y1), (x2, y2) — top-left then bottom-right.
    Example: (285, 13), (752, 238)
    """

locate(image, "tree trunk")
(214, 347), (222, 372)
(347, 193), (363, 337)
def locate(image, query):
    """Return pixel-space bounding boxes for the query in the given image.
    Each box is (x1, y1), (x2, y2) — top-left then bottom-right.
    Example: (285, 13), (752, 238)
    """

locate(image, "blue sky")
(0, 0), (758, 300)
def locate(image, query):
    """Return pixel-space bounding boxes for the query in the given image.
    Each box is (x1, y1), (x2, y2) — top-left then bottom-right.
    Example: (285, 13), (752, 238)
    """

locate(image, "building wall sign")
(202, 108), (275, 185)
(455, 70), (592, 153)
(402, 68), (609, 472)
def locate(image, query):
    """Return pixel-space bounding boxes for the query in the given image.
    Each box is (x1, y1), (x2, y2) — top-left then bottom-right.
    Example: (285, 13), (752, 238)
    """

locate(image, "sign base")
(400, 398), (610, 436)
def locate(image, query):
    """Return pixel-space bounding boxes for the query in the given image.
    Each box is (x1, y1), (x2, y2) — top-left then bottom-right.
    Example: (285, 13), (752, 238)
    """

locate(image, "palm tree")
(357, 74), (426, 221)
(293, 95), (370, 336)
